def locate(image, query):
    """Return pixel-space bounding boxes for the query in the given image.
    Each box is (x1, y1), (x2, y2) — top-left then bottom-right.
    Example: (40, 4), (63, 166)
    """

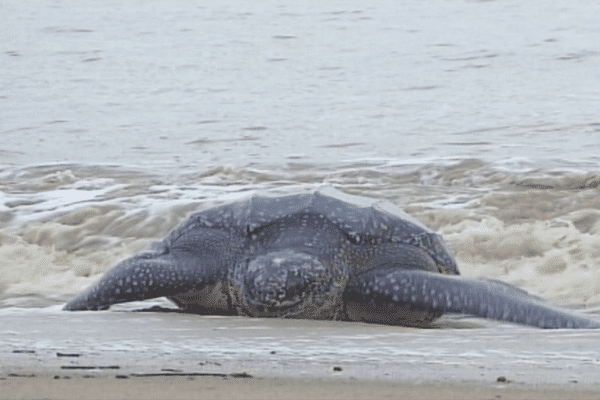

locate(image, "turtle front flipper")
(64, 229), (233, 311)
(344, 269), (600, 329)
(63, 251), (210, 311)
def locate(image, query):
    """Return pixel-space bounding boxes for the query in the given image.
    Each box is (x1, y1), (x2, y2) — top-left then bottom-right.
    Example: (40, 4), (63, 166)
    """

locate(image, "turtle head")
(231, 250), (341, 319)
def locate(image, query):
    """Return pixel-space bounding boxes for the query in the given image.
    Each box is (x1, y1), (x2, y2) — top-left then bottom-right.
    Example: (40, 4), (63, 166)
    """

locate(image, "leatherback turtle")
(64, 187), (599, 329)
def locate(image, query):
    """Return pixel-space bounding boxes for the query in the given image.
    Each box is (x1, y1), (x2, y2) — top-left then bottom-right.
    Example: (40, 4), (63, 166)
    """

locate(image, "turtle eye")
(345, 232), (361, 244)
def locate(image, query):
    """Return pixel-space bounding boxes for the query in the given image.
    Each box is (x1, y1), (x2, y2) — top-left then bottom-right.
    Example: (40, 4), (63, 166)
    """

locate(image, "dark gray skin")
(64, 187), (600, 329)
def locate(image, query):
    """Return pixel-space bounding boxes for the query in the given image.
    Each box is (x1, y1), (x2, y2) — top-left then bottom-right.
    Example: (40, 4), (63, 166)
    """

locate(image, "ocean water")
(1, 0), (600, 314)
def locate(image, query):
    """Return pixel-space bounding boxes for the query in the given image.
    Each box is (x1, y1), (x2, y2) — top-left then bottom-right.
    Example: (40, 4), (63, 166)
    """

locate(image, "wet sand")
(2, 307), (600, 399)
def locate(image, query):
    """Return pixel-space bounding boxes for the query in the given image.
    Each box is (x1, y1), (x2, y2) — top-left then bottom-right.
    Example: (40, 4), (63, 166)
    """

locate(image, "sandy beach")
(2, 307), (600, 399)
(4, 374), (600, 400)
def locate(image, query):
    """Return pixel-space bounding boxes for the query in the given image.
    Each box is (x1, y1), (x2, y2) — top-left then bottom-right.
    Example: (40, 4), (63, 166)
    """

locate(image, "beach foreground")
(4, 374), (600, 400)
(2, 306), (600, 399)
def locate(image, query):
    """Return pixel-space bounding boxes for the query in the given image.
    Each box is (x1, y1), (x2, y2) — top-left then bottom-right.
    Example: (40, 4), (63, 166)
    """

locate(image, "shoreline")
(2, 307), (600, 399)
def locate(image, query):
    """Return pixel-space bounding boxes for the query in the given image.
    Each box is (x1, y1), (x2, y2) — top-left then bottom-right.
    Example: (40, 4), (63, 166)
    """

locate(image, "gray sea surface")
(1, 0), (600, 322)
(3, 0), (600, 169)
